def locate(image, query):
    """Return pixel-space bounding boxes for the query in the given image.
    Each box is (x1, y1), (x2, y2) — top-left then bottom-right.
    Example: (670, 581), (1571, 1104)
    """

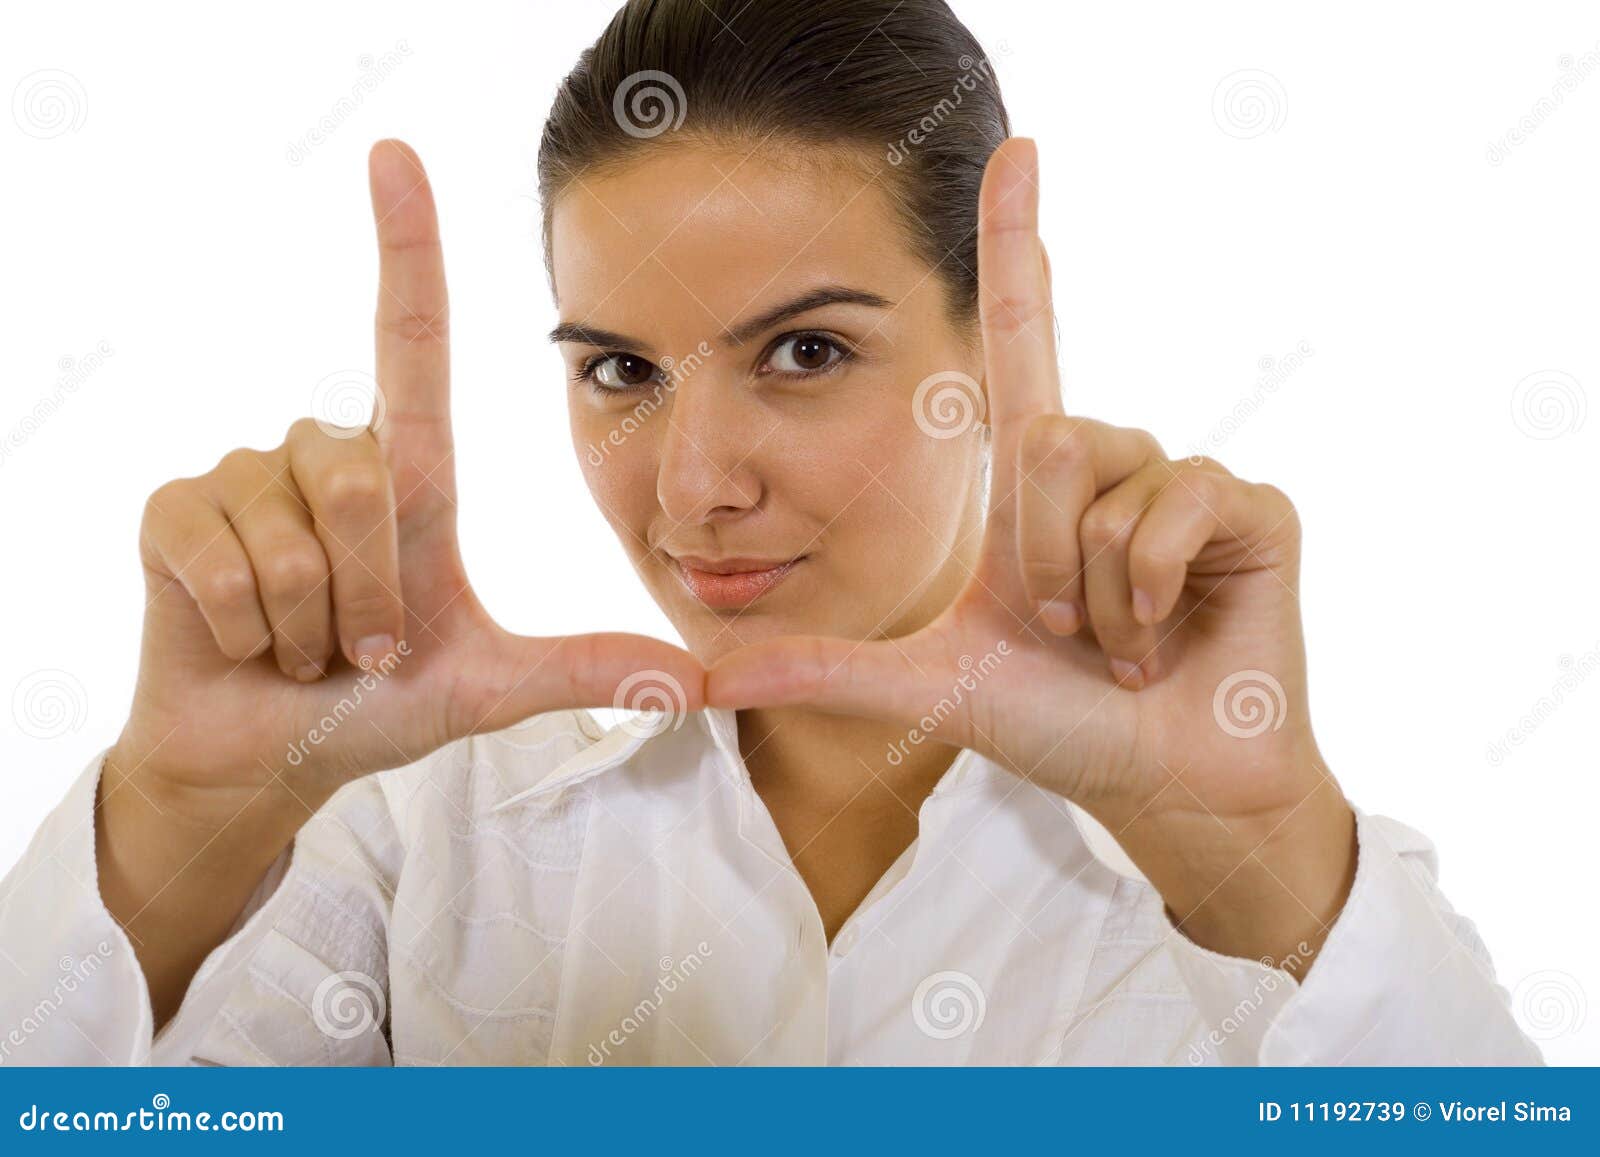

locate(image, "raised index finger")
(978, 137), (1063, 433)
(368, 139), (454, 506)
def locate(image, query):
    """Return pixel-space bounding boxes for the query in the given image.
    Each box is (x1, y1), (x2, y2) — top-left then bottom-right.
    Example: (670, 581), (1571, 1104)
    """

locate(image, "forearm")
(95, 747), (312, 1029)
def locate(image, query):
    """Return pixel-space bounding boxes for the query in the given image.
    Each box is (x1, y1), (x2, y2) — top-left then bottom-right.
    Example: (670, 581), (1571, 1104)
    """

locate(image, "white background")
(2, 2), (1596, 1062)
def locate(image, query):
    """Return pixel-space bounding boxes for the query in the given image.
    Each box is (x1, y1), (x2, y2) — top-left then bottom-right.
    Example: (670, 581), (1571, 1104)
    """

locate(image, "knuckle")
(1177, 465), (1225, 506)
(287, 415), (326, 444)
(319, 462), (391, 514)
(1256, 481), (1302, 533)
(142, 480), (187, 526)
(336, 590), (400, 628)
(216, 446), (265, 477)
(570, 634), (603, 699)
(982, 292), (1044, 338)
(1080, 502), (1136, 549)
(379, 236), (443, 259)
(260, 543), (328, 595)
(217, 631), (267, 662)
(200, 565), (258, 609)
(377, 304), (450, 344)
(1022, 415), (1085, 471)
(290, 415), (377, 451)
(1256, 480), (1294, 510)
(1127, 427), (1164, 459)
(1018, 549), (1080, 583)
(1131, 541), (1185, 578)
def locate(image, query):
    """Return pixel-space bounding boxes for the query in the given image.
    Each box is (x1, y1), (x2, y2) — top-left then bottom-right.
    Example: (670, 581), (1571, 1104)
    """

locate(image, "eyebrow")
(546, 284), (894, 352)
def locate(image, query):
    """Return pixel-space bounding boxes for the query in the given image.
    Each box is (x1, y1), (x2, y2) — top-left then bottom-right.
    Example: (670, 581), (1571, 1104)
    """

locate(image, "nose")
(654, 375), (764, 527)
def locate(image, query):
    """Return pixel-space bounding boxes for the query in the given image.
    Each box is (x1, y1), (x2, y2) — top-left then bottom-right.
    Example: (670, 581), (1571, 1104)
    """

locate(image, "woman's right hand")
(109, 139), (705, 827)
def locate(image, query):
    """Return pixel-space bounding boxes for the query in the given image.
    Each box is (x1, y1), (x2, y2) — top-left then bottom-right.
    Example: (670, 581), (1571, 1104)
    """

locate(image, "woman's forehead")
(548, 142), (933, 331)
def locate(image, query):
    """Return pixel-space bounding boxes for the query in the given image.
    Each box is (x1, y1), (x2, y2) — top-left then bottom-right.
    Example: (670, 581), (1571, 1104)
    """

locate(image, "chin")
(683, 608), (807, 655)
(680, 601), (861, 666)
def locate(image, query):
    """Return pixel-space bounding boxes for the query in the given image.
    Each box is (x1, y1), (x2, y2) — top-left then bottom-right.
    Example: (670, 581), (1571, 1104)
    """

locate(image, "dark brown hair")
(537, 0), (1010, 325)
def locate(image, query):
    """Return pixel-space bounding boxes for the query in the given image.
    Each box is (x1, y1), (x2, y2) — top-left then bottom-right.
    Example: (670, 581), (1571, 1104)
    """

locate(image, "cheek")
(785, 382), (975, 552)
(570, 404), (658, 548)
(867, 438), (976, 564)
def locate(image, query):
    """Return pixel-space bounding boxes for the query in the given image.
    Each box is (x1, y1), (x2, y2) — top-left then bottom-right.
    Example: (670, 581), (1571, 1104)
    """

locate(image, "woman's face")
(551, 140), (988, 664)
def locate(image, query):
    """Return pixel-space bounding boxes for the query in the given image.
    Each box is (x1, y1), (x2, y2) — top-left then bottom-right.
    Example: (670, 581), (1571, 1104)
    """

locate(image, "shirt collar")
(699, 705), (747, 779)
(705, 706), (1021, 803)
(486, 708), (667, 813)
(483, 706), (1149, 881)
(487, 706), (986, 813)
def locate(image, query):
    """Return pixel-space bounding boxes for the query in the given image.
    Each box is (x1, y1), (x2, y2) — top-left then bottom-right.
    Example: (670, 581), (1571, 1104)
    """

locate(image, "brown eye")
(793, 337), (830, 369)
(593, 353), (658, 389)
(765, 333), (845, 375)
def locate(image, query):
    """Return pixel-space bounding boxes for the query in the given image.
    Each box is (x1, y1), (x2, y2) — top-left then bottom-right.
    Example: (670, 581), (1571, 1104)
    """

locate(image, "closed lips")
(669, 554), (806, 609)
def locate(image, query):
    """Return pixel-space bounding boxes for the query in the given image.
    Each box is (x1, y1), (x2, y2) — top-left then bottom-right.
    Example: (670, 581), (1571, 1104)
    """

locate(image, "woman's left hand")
(708, 138), (1357, 971)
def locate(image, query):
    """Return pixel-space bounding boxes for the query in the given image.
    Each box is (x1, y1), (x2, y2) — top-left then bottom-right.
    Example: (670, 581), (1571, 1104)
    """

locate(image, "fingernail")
(1108, 657), (1145, 690)
(1039, 599), (1081, 634)
(353, 635), (396, 667)
(294, 664), (323, 683)
(1131, 588), (1156, 626)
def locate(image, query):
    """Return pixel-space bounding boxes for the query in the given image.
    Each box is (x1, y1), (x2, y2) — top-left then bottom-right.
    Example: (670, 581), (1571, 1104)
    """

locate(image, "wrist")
(1082, 758), (1357, 978)
(95, 745), (312, 1028)
(102, 740), (317, 845)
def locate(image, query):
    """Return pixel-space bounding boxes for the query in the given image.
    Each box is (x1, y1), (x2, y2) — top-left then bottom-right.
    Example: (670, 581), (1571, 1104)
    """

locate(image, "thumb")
(449, 629), (707, 738)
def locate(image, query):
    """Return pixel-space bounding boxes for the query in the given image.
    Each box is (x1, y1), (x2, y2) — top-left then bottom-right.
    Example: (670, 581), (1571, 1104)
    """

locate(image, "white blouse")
(0, 706), (1543, 1065)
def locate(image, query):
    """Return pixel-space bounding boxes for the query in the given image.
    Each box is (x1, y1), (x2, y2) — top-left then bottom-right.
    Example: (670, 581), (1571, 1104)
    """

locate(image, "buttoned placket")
(698, 707), (989, 1063)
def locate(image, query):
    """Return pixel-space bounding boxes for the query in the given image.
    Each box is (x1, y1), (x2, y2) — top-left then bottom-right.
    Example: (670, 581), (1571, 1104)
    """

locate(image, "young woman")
(0, 0), (1540, 1064)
